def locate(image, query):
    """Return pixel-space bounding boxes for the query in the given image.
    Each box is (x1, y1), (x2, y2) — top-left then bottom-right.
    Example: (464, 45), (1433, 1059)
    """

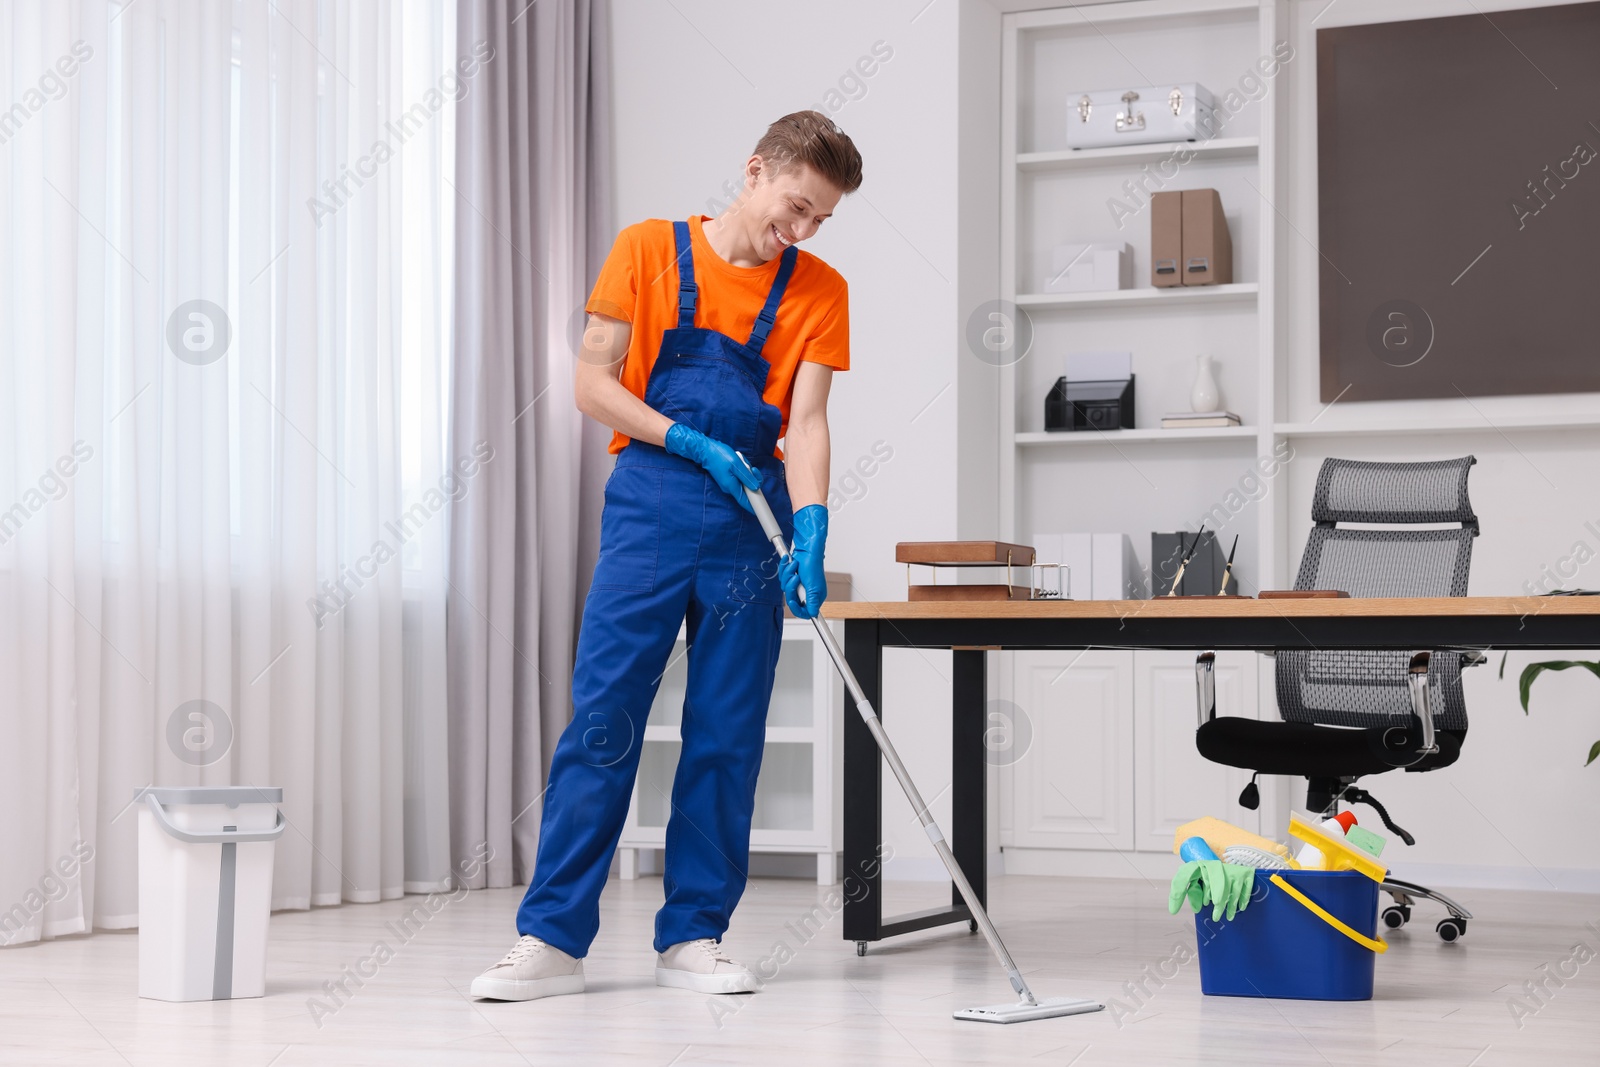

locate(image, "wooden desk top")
(820, 596), (1600, 620)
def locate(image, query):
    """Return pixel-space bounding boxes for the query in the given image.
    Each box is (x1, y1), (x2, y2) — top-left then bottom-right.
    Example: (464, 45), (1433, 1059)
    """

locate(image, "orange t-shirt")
(586, 215), (850, 455)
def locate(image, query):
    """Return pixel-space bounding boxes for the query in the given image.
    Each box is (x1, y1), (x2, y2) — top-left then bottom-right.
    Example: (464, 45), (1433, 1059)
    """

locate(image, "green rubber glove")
(1169, 860), (1257, 921)
(1230, 864), (1257, 919)
(1199, 861), (1227, 920)
(1168, 861), (1203, 915)
(1207, 861), (1256, 921)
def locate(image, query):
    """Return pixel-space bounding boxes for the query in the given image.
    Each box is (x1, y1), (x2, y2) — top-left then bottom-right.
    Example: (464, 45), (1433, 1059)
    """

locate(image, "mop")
(739, 461), (1103, 1024)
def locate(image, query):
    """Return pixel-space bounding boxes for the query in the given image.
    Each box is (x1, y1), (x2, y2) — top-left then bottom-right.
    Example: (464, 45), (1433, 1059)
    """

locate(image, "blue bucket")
(1194, 869), (1384, 1000)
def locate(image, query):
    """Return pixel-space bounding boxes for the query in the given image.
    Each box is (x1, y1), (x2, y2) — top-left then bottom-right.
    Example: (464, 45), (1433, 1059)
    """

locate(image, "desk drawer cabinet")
(1005, 650), (1135, 849)
(1000, 649), (1261, 855)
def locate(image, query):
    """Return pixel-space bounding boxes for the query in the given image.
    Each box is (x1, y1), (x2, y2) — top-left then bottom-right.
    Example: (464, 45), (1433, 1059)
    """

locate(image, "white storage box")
(137, 786), (285, 1001)
(1066, 84), (1216, 149)
(1031, 533), (1147, 600)
(1093, 533), (1147, 600)
(1043, 242), (1131, 293)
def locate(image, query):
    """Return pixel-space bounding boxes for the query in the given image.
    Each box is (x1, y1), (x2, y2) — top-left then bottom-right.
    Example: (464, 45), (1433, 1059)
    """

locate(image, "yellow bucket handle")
(1268, 874), (1389, 954)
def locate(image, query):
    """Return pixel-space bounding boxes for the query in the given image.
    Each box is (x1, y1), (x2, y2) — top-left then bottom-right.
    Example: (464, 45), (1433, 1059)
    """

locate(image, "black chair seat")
(1196, 717), (1465, 779)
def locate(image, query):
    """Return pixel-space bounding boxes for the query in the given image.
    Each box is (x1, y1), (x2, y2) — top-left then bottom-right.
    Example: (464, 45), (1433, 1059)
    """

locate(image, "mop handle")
(737, 462), (1038, 1005)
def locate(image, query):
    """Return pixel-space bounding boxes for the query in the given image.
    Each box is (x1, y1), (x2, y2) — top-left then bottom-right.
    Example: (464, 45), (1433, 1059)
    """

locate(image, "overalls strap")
(673, 220), (697, 329)
(747, 244), (798, 357)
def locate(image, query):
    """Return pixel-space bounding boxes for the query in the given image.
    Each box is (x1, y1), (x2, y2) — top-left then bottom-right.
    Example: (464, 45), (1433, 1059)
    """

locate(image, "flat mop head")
(954, 997), (1104, 1024)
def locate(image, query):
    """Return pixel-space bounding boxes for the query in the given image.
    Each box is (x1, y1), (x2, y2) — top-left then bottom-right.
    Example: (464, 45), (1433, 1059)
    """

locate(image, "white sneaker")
(655, 938), (761, 994)
(471, 935), (585, 1001)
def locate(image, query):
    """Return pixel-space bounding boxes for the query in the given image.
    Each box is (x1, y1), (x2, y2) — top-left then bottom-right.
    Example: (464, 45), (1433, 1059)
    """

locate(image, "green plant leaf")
(1498, 651), (1507, 680)
(1517, 660), (1600, 713)
(1588, 740), (1600, 767)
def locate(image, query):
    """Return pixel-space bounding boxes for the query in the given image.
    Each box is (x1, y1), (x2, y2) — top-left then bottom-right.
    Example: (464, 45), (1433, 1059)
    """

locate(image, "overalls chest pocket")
(656, 351), (762, 453)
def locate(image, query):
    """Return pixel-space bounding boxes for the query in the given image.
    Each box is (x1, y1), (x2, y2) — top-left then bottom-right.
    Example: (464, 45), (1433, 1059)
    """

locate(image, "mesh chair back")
(1277, 457), (1477, 731)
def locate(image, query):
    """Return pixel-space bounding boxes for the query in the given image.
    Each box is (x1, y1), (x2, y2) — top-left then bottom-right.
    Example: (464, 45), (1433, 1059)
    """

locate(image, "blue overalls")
(517, 221), (799, 957)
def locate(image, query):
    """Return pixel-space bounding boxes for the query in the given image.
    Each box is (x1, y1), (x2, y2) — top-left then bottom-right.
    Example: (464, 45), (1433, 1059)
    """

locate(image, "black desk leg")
(951, 649), (987, 921)
(842, 618), (883, 947)
(843, 632), (988, 955)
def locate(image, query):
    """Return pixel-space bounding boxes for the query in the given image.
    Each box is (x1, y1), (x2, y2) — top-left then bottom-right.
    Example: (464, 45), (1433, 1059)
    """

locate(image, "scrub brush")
(1223, 844), (1296, 870)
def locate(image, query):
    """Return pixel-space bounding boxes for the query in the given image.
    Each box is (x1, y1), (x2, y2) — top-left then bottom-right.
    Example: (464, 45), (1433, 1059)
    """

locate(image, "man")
(472, 111), (861, 1001)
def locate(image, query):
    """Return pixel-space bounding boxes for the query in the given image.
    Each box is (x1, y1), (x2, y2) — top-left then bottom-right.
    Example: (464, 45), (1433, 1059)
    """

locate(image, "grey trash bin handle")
(144, 792), (287, 844)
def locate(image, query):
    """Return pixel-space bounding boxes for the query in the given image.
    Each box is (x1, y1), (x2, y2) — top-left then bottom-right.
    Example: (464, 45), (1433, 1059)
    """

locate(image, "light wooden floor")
(3, 874), (1597, 1066)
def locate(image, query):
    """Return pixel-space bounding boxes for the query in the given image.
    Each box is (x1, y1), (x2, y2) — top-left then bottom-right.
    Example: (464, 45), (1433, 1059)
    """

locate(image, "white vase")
(1190, 354), (1220, 413)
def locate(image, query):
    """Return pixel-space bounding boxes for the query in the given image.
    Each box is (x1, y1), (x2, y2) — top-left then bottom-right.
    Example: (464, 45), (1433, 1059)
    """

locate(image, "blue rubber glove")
(663, 423), (759, 513)
(779, 504), (828, 618)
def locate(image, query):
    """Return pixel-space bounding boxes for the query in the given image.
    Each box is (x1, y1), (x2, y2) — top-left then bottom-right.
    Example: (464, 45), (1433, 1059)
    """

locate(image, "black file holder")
(1045, 376), (1135, 432)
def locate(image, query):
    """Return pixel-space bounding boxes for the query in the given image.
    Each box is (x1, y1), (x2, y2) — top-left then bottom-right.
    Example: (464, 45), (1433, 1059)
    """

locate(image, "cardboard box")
(1180, 188), (1233, 286)
(1150, 189), (1234, 287)
(1151, 191), (1183, 287)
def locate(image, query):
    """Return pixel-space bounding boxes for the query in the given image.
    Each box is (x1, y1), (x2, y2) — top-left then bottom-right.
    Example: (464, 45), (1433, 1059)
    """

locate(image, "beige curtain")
(447, 0), (613, 888)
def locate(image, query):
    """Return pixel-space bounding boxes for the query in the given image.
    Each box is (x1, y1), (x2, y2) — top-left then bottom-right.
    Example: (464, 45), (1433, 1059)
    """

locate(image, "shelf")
(1016, 283), (1257, 311)
(1015, 426), (1255, 447)
(1017, 136), (1258, 172)
(1275, 412), (1600, 439)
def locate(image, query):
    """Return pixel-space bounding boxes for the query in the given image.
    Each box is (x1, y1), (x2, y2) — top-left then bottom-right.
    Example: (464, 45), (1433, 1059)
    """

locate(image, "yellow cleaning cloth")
(1172, 816), (1295, 864)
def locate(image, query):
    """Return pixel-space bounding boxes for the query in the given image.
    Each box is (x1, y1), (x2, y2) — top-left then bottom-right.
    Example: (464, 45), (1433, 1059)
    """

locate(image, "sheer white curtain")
(0, 0), (459, 944)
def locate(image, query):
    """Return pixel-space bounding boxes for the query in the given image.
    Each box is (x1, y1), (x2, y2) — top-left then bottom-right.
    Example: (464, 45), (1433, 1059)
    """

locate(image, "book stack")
(1161, 411), (1241, 430)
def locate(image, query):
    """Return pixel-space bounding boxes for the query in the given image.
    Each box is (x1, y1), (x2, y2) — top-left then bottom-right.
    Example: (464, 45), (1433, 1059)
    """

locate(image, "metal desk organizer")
(895, 541), (1065, 601)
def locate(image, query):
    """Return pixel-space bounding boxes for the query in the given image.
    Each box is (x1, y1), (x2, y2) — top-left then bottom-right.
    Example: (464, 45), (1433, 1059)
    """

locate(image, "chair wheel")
(1436, 918), (1464, 943)
(856, 941), (868, 957)
(969, 919), (979, 933)
(1382, 905), (1410, 929)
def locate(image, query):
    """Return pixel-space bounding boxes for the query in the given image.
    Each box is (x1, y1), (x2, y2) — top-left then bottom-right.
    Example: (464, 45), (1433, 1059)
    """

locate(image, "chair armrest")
(1406, 651), (1441, 756)
(1459, 650), (1488, 669)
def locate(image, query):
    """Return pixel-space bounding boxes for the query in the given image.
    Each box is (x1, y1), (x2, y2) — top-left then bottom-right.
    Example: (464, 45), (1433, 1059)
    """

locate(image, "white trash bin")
(136, 786), (286, 1001)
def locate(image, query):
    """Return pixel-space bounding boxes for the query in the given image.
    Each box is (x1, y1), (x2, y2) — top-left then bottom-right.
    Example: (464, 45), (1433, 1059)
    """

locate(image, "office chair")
(1193, 456), (1479, 942)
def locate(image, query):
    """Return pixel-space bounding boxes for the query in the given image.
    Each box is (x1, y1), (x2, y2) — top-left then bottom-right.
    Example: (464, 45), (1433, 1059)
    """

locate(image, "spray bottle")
(1295, 811), (1357, 869)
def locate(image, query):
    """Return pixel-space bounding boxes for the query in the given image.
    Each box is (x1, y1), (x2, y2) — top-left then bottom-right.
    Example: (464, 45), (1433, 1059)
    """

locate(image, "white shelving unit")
(999, 0), (1284, 591)
(994, 0), (1292, 866)
(617, 619), (843, 886)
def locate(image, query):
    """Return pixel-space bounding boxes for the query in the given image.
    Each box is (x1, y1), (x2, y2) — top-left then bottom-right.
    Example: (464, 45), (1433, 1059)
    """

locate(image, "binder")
(1180, 188), (1233, 286)
(1151, 191), (1183, 287)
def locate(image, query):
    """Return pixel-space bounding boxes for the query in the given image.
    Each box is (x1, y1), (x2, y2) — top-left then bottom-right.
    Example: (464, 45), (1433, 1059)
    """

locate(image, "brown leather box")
(895, 541), (1035, 565)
